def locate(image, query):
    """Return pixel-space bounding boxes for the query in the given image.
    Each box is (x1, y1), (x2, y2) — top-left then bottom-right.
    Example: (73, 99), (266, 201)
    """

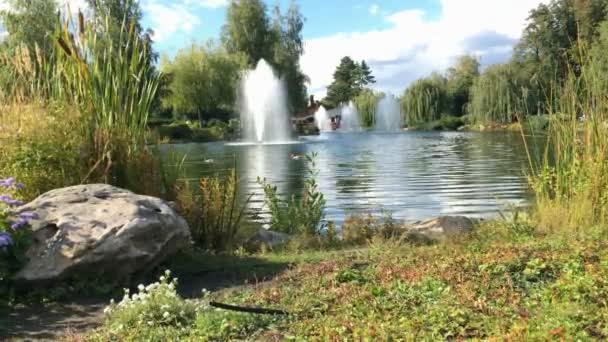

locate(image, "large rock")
(410, 216), (476, 236)
(14, 184), (191, 284)
(245, 228), (291, 252)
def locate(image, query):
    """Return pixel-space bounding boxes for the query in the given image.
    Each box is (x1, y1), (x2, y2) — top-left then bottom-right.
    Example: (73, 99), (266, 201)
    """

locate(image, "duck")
(290, 153), (302, 160)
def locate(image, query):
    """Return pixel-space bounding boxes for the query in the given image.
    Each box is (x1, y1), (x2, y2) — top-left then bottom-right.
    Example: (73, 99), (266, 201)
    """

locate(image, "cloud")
(301, 0), (548, 96)
(142, 1), (201, 42)
(369, 4), (379, 16)
(185, 0), (228, 8)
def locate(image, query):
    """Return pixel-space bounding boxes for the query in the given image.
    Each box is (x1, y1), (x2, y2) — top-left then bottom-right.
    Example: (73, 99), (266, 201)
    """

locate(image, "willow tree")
(161, 43), (246, 123)
(468, 63), (532, 124)
(401, 72), (447, 125)
(353, 89), (382, 128)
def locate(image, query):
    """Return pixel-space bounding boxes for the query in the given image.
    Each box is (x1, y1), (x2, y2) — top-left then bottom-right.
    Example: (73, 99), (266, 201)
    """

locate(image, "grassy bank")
(79, 219), (608, 341)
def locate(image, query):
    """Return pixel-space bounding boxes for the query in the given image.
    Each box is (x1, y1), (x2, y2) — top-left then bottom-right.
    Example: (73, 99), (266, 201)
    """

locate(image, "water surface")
(163, 131), (539, 224)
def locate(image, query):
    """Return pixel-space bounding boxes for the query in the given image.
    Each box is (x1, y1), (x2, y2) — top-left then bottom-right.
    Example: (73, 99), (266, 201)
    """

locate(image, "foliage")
(222, 0), (308, 113)
(161, 43), (245, 124)
(401, 72), (447, 125)
(324, 56), (377, 108)
(353, 89), (383, 128)
(100, 270), (198, 337)
(446, 54), (480, 116)
(258, 152), (326, 235)
(341, 212), (404, 246)
(0, 0), (57, 58)
(468, 63), (534, 124)
(176, 170), (252, 252)
(531, 40), (608, 231)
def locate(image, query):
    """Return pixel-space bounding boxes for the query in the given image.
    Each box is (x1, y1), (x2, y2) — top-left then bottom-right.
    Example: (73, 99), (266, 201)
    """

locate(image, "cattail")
(57, 37), (72, 56)
(78, 10), (85, 36)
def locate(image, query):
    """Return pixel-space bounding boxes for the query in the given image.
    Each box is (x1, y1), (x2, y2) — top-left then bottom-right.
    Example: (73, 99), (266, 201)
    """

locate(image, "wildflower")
(163, 311), (170, 319)
(10, 218), (29, 230)
(0, 177), (15, 188)
(15, 183), (25, 189)
(0, 232), (13, 252)
(138, 284), (145, 292)
(18, 212), (38, 220)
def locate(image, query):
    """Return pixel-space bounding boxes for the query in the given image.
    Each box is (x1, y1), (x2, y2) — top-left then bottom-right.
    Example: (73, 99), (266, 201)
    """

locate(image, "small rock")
(245, 228), (291, 252)
(410, 216), (476, 236)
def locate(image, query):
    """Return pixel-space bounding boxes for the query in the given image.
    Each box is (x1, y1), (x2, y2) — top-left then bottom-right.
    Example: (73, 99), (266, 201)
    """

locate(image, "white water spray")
(240, 60), (290, 143)
(339, 101), (360, 131)
(375, 94), (402, 132)
(314, 106), (332, 132)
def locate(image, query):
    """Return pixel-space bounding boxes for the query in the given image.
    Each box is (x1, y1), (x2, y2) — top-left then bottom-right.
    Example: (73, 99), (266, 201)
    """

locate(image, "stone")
(13, 184), (191, 284)
(410, 216), (476, 236)
(245, 228), (291, 252)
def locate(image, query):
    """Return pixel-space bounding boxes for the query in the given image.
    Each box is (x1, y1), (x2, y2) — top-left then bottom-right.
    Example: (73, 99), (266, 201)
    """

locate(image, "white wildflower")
(137, 284), (145, 291)
(163, 311), (170, 319)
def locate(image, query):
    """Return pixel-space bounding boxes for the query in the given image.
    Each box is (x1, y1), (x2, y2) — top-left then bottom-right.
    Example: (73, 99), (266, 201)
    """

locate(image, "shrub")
(341, 212), (405, 246)
(258, 152), (326, 236)
(156, 124), (193, 141)
(176, 169), (251, 252)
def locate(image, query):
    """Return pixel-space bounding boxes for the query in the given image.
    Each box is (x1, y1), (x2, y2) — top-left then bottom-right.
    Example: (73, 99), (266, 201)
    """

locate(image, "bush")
(342, 212), (404, 246)
(258, 153), (326, 236)
(176, 169), (251, 252)
(156, 124), (193, 141)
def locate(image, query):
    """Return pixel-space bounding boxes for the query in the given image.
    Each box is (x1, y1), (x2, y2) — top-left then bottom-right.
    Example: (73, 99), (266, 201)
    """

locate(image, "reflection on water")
(161, 131), (541, 223)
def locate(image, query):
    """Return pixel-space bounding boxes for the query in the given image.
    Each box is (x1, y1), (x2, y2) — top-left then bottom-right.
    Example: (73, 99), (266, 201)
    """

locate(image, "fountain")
(239, 59), (290, 143)
(375, 94), (402, 132)
(314, 106), (332, 132)
(339, 101), (361, 131)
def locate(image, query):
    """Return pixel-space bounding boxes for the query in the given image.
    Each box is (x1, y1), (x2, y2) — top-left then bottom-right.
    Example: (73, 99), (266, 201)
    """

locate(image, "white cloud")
(185, 0), (228, 8)
(302, 0), (548, 96)
(142, 1), (201, 42)
(369, 4), (379, 16)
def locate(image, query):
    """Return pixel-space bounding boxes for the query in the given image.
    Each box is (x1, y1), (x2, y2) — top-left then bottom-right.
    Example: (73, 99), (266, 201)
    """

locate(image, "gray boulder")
(410, 216), (476, 236)
(14, 184), (191, 284)
(245, 228), (291, 252)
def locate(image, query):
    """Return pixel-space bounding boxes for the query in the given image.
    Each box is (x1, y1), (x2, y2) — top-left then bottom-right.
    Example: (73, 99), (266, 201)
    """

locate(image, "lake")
(162, 131), (540, 224)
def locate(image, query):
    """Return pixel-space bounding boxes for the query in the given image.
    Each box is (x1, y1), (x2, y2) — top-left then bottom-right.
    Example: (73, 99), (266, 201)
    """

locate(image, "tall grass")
(531, 50), (608, 232)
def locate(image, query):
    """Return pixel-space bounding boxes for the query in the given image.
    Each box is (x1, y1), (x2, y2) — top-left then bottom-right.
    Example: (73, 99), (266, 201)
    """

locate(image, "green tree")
(0, 0), (57, 56)
(222, 0), (273, 67)
(468, 63), (534, 124)
(446, 54), (480, 116)
(324, 56), (376, 108)
(354, 89), (383, 128)
(270, 1), (308, 113)
(161, 43), (245, 124)
(401, 72), (448, 125)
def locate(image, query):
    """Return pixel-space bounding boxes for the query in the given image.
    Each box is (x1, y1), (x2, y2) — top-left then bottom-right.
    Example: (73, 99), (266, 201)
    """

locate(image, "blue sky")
(1, 0), (547, 96)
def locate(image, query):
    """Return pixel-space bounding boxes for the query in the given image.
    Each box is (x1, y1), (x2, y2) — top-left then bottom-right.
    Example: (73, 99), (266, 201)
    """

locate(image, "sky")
(1, 0), (548, 98)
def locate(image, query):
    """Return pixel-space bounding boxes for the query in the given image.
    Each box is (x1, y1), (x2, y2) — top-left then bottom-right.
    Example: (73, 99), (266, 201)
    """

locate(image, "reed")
(530, 45), (608, 233)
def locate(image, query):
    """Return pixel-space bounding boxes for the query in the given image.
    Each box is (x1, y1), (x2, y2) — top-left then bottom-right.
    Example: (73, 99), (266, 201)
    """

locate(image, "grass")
(81, 219), (608, 340)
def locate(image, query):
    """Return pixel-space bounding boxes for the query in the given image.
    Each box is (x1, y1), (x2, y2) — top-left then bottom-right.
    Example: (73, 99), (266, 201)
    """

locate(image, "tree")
(468, 63), (534, 124)
(446, 54), (479, 116)
(222, 0), (308, 113)
(86, 0), (158, 63)
(222, 0), (273, 67)
(161, 43), (245, 124)
(358, 60), (376, 86)
(0, 0), (58, 57)
(270, 1), (308, 113)
(401, 72), (448, 125)
(324, 56), (376, 108)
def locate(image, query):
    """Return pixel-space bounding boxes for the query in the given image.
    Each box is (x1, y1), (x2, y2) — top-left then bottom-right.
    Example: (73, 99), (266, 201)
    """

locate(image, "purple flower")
(0, 232), (13, 248)
(15, 183), (25, 189)
(10, 218), (28, 230)
(0, 178), (15, 188)
(19, 212), (38, 220)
